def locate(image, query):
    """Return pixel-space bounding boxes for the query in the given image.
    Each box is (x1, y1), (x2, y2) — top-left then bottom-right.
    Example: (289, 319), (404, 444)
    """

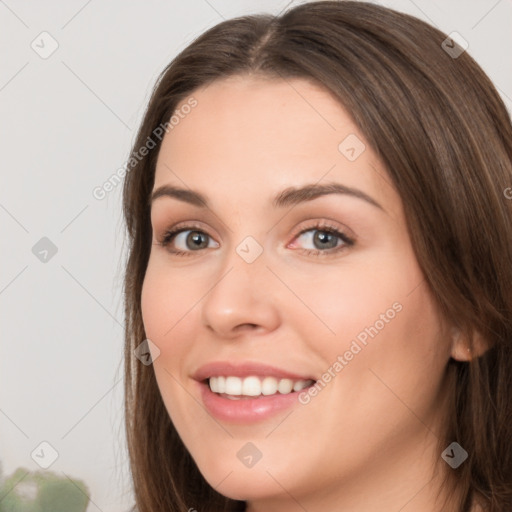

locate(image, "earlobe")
(450, 326), (488, 361)
(451, 343), (472, 362)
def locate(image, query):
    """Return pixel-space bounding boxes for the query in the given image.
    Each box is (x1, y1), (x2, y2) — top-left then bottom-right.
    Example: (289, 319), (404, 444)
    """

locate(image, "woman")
(122, 2), (512, 511)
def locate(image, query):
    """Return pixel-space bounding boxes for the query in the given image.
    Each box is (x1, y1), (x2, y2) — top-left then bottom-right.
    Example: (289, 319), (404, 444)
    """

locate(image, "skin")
(141, 75), (474, 512)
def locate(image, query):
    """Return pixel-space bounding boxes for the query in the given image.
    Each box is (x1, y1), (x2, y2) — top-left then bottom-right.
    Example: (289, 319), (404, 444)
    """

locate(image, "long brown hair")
(122, 2), (512, 511)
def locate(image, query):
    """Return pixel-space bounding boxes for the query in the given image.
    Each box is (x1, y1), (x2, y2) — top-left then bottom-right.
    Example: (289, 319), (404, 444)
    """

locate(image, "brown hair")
(122, 2), (512, 511)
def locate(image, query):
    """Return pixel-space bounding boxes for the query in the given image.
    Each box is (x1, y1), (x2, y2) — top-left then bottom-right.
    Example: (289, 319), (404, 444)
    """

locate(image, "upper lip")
(192, 361), (317, 382)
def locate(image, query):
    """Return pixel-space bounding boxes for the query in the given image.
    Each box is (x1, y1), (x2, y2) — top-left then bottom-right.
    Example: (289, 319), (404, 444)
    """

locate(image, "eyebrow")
(150, 182), (384, 211)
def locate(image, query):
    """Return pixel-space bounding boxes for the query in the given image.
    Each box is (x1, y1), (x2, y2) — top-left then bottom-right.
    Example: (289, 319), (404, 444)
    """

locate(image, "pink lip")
(196, 380), (315, 425)
(192, 361), (316, 382)
(192, 361), (317, 425)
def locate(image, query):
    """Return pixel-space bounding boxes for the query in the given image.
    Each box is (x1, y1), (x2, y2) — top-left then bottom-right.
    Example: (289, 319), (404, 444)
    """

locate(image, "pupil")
(315, 231), (336, 249)
(189, 231), (207, 249)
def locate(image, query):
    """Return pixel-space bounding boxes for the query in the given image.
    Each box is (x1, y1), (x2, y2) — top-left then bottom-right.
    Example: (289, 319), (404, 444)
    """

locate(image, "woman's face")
(141, 75), (455, 509)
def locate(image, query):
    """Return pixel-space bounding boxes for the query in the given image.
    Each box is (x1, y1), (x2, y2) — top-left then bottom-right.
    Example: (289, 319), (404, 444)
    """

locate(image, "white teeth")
(225, 376), (242, 395)
(261, 376), (278, 395)
(278, 379), (294, 394)
(208, 376), (314, 397)
(293, 380), (310, 392)
(242, 376), (261, 396)
(209, 376), (220, 393)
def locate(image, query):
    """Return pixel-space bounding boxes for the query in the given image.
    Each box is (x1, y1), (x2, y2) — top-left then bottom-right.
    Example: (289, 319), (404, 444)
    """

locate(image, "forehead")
(162, 75), (354, 162)
(153, 75), (399, 219)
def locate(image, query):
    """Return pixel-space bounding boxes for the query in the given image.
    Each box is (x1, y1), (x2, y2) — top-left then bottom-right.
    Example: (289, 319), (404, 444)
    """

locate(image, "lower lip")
(197, 380), (314, 424)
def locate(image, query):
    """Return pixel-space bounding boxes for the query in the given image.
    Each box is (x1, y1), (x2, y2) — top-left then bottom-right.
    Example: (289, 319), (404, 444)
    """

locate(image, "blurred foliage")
(0, 466), (89, 512)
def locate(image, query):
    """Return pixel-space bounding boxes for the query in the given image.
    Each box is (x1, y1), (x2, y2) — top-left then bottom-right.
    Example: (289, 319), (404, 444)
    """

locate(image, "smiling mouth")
(205, 375), (316, 399)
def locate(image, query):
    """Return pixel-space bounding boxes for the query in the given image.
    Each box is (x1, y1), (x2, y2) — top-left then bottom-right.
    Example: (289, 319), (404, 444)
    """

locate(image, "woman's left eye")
(157, 222), (354, 257)
(290, 225), (355, 256)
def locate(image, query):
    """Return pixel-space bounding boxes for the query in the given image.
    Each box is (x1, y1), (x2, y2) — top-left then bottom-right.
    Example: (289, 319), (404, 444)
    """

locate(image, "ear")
(450, 325), (489, 361)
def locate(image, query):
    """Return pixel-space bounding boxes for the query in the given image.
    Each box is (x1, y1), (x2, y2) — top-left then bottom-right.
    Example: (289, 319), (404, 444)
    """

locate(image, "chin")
(199, 460), (294, 502)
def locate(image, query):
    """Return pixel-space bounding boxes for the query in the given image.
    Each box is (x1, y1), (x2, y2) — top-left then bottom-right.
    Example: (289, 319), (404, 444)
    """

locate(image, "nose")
(201, 243), (281, 339)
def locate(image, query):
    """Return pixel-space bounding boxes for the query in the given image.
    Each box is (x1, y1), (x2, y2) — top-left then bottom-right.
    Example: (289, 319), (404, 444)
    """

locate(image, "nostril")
(236, 323), (259, 332)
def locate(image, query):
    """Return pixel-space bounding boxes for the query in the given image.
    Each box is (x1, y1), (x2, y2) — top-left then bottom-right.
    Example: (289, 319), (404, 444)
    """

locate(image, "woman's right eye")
(158, 227), (219, 256)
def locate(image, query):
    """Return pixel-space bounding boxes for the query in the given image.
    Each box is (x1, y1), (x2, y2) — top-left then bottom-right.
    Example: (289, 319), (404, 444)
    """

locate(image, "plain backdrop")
(1, 0), (511, 510)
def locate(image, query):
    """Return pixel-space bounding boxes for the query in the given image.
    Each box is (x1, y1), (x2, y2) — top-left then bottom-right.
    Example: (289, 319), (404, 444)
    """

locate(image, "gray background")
(1, 0), (511, 510)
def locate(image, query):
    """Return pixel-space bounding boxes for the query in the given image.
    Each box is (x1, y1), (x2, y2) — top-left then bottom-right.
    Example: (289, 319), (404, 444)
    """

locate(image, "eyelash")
(157, 221), (355, 258)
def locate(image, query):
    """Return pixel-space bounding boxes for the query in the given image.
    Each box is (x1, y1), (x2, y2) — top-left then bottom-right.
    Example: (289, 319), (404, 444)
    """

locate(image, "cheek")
(289, 246), (449, 399)
(314, 268), (450, 435)
(279, 250), (418, 353)
(140, 257), (201, 343)
(140, 261), (203, 417)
